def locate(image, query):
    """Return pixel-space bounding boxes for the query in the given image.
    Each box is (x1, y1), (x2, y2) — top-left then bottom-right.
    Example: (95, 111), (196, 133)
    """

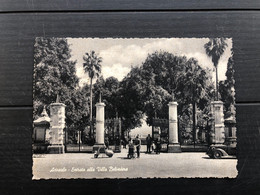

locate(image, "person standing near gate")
(105, 137), (109, 149)
(135, 135), (141, 158)
(156, 137), (161, 154)
(146, 134), (152, 153)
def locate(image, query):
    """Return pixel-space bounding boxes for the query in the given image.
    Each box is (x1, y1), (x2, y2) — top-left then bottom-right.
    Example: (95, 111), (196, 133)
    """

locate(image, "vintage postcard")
(32, 38), (237, 179)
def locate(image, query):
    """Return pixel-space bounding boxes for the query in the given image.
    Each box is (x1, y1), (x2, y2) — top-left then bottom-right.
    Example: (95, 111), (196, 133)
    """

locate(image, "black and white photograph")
(32, 37), (237, 179)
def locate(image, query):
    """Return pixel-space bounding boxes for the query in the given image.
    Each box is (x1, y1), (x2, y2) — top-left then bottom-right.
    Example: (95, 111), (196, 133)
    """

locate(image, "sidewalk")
(65, 144), (209, 153)
(33, 149), (237, 179)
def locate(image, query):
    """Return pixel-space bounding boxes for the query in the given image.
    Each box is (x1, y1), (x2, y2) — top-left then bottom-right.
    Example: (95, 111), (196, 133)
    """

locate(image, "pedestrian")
(128, 138), (136, 158)
(105, 137), (109, 149)
(151, 141), (156, 153)
(135, 134), (141, 158)
(115, 136), (120, 146)
(146, 134), (152, 153)
(156, 137), (161, 154)
(123, 137), (128, 149)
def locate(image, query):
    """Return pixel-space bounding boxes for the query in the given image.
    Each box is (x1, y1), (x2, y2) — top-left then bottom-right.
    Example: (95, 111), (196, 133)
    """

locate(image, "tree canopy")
(83, 50), (102, 127)
(93, 51), (215, 133)
(34, 38), (89, 135)
(34, 39), (228, 143)
(219, 55), (236, 119)
(204, 38), (228, 100)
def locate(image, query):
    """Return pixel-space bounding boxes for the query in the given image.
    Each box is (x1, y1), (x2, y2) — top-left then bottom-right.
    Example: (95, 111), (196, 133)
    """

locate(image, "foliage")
(83, 51), (102, 80)
(93, 76), (121, 118)
(83, 51), (102, 123)
(204, 38), (228, 68)
(204, 38), (228, 100)
(34, 39), (224, 142)
(219, 55), (236, 118)
(141, 52), (214, 127)
(109, 51), (215, 134)
(34, 38), (89, 136)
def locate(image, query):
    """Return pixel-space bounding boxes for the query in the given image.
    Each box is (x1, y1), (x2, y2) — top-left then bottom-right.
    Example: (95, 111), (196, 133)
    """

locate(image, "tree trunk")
(215, 65), (219, 101)
(89, 78), (93, 137)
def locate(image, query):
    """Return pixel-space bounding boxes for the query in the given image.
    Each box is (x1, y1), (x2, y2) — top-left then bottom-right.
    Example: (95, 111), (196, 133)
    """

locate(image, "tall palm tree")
(83, 51), (102, 136)
(204, 38), (228, 101)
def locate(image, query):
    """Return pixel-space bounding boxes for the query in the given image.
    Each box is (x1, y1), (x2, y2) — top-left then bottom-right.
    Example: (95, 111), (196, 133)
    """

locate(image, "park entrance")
(152, 118), (169, 152)
(152, 118), (211, 152)
(65, 117), (121, 153)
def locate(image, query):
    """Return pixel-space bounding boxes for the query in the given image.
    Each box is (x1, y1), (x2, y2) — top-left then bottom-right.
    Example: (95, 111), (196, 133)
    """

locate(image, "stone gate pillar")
(168, 101), (181, 153)
(47, 102), (66, 154)
(210, 101), (225, 144)
(92, 101), (106, 152)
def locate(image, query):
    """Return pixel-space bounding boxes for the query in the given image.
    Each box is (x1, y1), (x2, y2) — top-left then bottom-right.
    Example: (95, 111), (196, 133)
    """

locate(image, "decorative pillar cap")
(41, 106), (48, 117)
(95, 102), (106, 107)
(168, 101), (178, 106)
(171, 92), (175, 101)
(51, 94), (66, 107)
(50, 102), (66, 107)
(211, 100), (224, 105)
(168, 92), (178, 105)
(56, 94), (60, 103)
(99, 91), (102, 103)
(34, 106), (50, 125)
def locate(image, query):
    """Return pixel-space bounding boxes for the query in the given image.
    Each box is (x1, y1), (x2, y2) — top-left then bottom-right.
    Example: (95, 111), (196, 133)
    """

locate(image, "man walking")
(156, 137), (161, 154)
(146, 134), (152, 153)
(135, 135), (141, 158)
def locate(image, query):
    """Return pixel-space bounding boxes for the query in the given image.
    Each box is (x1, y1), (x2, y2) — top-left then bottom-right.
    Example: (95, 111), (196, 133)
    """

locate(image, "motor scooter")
(94, 146), (114, 158)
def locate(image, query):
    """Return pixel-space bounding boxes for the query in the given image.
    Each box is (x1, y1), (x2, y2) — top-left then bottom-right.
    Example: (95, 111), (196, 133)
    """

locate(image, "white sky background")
(67, 38), (233, 87)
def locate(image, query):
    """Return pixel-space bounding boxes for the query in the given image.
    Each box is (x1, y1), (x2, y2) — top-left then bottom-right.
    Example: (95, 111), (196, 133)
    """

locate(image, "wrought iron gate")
(152, 118), (169, 152)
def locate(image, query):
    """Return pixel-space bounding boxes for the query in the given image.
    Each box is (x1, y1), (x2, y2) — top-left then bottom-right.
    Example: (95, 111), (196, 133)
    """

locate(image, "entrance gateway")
(152, 98), (181, 153)
(92, 95), (182, 153)
(33, 95), (183, 153)
(33, 95), (228, 154)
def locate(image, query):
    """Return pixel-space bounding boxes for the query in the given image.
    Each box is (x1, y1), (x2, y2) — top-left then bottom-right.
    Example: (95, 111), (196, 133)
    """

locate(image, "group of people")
(127, 134), (162, 159)
(128, 135), (141, 158)
(146, 134), (161, 154)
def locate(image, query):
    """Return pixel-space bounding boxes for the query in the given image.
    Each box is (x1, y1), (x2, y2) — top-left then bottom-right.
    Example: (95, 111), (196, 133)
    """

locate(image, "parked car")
(206, 138), (237, 159)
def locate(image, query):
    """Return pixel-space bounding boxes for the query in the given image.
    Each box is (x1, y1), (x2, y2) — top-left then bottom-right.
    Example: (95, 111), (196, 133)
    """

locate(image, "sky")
(67, 38), (233, 87)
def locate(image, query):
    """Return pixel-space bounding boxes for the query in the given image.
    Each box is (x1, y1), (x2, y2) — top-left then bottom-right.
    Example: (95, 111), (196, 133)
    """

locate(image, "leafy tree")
(142, 51), (187, 94)
(139, 51), (187, 124)
(91, 74), (145, 137)
(219, 55), (236, 118)
(117, 51), (214, 141)
(83, 51), (102, 136)
(204, 38), (228, 100)
(139, 52), (214, 127)
(93, 76), (121, 119)
(119, 67), (146, 131)
(176, 58), (214, 144)
(34, 38), (89, 139)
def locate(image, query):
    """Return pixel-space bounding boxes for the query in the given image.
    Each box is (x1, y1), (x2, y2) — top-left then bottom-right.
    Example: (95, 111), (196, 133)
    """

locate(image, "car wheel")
(213, 150), (222, 159)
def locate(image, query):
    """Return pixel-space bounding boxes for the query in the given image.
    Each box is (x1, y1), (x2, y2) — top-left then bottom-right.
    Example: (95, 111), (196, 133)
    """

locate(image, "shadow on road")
(90, 156), (111, 159)
(202, 157), (211, 159)
(117, 157), (137, 160)
(202, 156), (237, 160)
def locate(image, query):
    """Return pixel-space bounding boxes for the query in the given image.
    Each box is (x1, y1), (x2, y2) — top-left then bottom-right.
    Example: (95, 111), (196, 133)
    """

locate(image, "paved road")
(33, 149), (237, 179)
